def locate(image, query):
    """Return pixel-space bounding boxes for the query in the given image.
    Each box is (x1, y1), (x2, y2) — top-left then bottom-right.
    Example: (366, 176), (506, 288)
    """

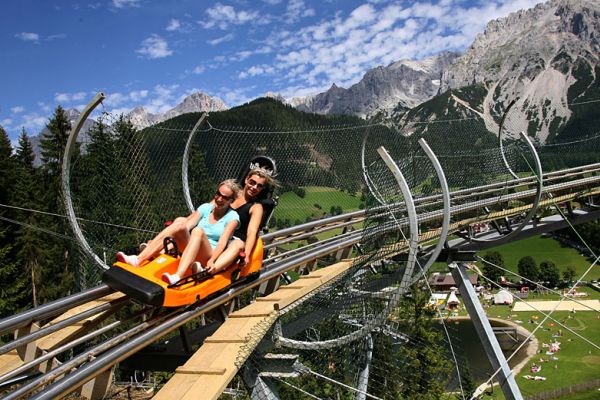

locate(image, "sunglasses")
(247, 178), (265, 190)
(214, 190), (233, 201)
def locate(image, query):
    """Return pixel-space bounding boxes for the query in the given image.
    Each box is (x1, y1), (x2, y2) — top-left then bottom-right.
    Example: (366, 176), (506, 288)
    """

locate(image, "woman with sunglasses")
(116, 180), (241, 283)
(201, 168), (275, 275)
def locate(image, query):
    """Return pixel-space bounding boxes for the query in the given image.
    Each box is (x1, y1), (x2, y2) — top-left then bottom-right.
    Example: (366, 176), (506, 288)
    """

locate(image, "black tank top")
(232, 202), (255, 242)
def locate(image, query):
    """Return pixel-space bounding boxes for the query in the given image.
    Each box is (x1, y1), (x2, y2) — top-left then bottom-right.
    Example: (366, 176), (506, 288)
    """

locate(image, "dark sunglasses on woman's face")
(214, 190), (233, 201)
(247, 178), (265, 190)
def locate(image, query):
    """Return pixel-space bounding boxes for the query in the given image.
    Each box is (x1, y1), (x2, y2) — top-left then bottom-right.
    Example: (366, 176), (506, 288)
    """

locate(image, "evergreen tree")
(460, 362), (477, 399)
(0, 125), (16, 207)
(482, 251), (504, 284)
(112, 116), (154, 248)
(0, 126), (27, 317)
(0, 226), (26, 318)
(517, 256), (539, 284)
(379, 283), (452, 399)
(13, 130), (46, 307)
(539, 260), (560, 288)
(37, 107), (76, 301)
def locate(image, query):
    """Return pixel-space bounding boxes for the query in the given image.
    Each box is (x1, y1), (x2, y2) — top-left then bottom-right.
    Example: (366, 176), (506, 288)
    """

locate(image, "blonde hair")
(247, 168), (279, 189)
(218, 179), (241, 199)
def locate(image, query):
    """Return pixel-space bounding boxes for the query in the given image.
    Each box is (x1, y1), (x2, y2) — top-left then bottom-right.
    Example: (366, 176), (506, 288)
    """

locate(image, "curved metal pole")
(377, 146), (419, 290)
(417, 138), (451, 274)
(274, 146), (420, 350)
(498, 99), (519, 179)
(182, 112), (208, 213)
(470, 131), (543, 243)
(361, 132), (385, 206)
(61, 92), (108, 270)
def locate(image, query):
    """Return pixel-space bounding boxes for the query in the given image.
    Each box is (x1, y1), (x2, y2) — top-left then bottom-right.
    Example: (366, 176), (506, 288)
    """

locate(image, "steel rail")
(29, 234), (362, 400)
(467, 132), (543, 243)
(0, 285), (113, 336)
(0, 296), (129, 357)
(8, 174), (600, 398)
(62, 92), (109, 270)
(5, 308), (180, 400)
(2, 164), (598, 398)
(260, 163), (600, 245)
(182, 113), (208, 213)
(0, 304), (154, 386)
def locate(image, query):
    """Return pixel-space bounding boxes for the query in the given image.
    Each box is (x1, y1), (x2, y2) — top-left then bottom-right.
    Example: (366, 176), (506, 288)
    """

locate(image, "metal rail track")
(0, 163), (598, 398)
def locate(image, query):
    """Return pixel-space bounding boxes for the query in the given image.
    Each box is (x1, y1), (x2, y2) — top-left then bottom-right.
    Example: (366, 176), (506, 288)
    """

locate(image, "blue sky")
(1, 0), (542, 141)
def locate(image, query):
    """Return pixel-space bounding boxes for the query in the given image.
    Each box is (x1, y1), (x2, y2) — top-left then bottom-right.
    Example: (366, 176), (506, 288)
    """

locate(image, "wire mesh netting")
(65, 108), (391, 287)
(230, 101), (600, 400)
(57, 94), (600, 399)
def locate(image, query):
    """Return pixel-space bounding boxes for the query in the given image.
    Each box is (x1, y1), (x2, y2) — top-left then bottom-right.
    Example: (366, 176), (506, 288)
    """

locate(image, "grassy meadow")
(477, 234), (600, 282)
(272, 186), (362, 224)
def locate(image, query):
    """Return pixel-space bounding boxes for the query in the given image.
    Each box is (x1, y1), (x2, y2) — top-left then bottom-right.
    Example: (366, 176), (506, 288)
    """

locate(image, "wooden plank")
(0, 351), (22, 376)
(38, 293), (126, 351)
(155, 260), (354, 400)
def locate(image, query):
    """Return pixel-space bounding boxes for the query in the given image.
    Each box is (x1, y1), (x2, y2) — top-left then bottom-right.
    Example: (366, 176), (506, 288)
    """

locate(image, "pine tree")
(112, 116), (155, 248)
(37, 107), (76, 301)
(0, 125), (16, 207)
(378, 283), (452, 399)
(0, 126), (28, 316)
(13, 130), (46, 307)
(0, 226), (26, 318)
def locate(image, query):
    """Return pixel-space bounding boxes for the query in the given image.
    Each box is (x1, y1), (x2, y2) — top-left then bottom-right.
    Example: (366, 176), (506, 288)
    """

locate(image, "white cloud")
(1, 118), (13, 127)
(54, 91), (88, 103)
(208, 33), (234, 45)
(15, 32), (39, 42)
(10, 106), (24, 114)
(143, 84), (180, 114)
(285, 0), (315, 24)
(112, 0), (140, 8)
(19, 113), (48, 134)
(262, 0), (542, 99)
(166, 18), (181, 32)
(105, 90), (150, 107)
(263, 0), (281, 4)
(217, 87), (254, 106)
(192, 65), (206, 74)
(238, 64), (275, 79)
(130, 90), (149, 101)
(200, 3), (261, 30)
(136, 35), (173, 59)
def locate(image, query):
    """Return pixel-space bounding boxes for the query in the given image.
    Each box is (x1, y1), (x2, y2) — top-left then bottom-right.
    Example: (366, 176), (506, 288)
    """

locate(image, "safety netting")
(58, 94), (600, 400)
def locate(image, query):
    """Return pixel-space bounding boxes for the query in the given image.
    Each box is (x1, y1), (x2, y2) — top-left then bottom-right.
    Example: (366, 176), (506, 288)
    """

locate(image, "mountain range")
(125, 92), (227, 128)
(291, 0), (599, 143)
(32, 0), (599, 155)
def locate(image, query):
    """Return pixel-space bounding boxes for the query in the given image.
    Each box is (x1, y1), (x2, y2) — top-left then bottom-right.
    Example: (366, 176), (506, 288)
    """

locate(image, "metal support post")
(449, 262), (523, 400)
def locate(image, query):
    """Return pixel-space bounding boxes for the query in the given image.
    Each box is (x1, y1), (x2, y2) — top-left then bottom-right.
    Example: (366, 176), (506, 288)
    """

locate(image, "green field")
(438, 234), (600, 399)
(477, 235), (600, 282)
(481, 306), (600, 399)
(272, 186), (362, 223)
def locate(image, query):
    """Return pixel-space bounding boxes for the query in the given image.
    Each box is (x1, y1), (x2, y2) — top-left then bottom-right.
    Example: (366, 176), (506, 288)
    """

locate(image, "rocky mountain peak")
(126, 91), (228, 129)
(291, 51), (460, 117)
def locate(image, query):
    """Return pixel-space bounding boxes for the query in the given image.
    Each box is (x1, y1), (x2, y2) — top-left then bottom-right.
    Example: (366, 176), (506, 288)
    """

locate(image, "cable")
(0, 203), (158, 235)
(298, 365), (384, 400)
(275, 377), (323, 400)
(473, 255), (600, 393)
